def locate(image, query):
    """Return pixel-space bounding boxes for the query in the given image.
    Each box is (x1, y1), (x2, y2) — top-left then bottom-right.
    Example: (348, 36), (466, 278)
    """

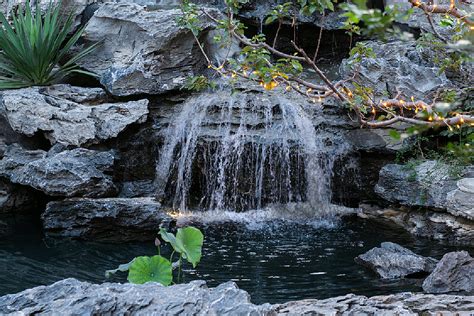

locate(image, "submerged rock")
(340, 40), (451, 101)
(78, 2), (213, 96)
(42, 198), (170, 241)
(0, 145), (116, 198)
(0, 85), (149, 146)
(423, 251), (474, 294)
(355, 242), (438, 279)
(1, 278), (474, 315)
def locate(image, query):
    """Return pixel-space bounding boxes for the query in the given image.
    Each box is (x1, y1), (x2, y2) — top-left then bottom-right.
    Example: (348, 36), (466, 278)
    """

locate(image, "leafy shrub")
(0, 1), (98, 89)
(106, 226), (204, 285)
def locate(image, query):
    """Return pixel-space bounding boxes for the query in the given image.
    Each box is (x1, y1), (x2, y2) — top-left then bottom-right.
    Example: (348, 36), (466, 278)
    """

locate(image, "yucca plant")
(0, 1), (98, 89)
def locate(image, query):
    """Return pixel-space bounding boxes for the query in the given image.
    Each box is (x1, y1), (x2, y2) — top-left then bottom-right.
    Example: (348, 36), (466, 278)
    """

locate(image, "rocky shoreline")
(1, 278), (473, 315)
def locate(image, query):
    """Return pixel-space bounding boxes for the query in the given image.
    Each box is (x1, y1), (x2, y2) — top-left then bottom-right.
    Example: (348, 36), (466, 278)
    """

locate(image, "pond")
(0, 215), (469, 304)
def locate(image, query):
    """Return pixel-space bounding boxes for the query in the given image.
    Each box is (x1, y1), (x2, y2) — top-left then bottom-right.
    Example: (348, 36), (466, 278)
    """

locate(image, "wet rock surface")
(354, 242), (438, 279)
(359, 205), (474, 246)
(0, 145), (116, 198)
(1, 278), (474, 315)
(42, 198), (170, 241)
(423, 251), (474, 294)
(78, 2), (213, 96)
(0, 85), (149, 146)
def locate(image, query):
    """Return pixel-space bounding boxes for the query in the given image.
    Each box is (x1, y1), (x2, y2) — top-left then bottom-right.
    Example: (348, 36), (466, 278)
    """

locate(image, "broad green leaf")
(105, 259), (135, 278)
(176, 227), (204, 268)
(159, 228), (185, 253)
(127, 255), (172, 285)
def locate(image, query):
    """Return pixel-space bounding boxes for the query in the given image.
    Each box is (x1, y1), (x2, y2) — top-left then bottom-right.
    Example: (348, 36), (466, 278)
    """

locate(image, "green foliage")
(183, 75), (216, 92)
(265, 2), (292, 24)
(177, 1), (202, 35)
(160, 227), (204, 268)
(348, 42), (376, 64)
(106, 226), (204, 285)
(128, 256), (173, 285)
(298, 0), (335, 15)
(0, 1), (98, 89)
(339, 0), (412, 37)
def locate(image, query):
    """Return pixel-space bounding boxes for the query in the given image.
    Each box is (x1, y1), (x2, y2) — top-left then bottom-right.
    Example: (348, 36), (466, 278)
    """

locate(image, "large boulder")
(42, 198), (170, 241)
(0, 279), (272, 315)
(1, 279), (474, 315)
(340, 40), (451, 101)
(423, 251), (474, 294)
(78, 2), (214, 96)
(375, 161), (461, 209)
(0, 85), (149, 146)
(359, 205), (474, 246)
(446, 178), (474, 221)
(274, 292), (474, 315)
(354, 242), (438, 279)
(0, 145), (116, 198)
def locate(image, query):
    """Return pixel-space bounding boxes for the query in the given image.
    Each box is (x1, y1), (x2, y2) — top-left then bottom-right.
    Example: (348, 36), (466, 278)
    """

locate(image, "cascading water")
(154, 89), (347, 219)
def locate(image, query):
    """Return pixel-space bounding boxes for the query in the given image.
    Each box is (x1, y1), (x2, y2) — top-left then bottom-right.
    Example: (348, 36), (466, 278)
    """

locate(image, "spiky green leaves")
(0, 1), (98, 89)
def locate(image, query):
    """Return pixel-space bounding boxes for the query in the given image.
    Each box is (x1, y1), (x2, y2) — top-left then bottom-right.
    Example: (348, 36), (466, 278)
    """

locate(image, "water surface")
(0, 216), (469, 304)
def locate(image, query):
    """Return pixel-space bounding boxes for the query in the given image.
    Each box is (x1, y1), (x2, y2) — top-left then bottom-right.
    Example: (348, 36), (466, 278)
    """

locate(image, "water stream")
(155, 90), (346, 215)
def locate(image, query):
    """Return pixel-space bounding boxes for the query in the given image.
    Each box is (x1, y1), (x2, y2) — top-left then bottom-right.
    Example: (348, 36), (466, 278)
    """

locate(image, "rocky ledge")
(1, 279), (474, 315)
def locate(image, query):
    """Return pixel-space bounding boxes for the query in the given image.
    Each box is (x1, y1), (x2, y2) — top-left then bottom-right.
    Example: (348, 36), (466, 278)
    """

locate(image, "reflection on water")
(0, 217), (469, 304)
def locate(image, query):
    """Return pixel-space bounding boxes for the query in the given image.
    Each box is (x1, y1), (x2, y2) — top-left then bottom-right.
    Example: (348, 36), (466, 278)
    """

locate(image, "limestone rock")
(78, 2), (213, 96)
(274, 292), (474, 315)
(0, 85), (149, 146)
(355, 242), (438, 279)
(1, 278), (474, 315)
(423, 251), (474, 294)
(0, 279), (273, 315)
(340, 40), (451, 101)
(375, 161), (459, 209)
(0, 145), (116, 198)
(42, 198), (170, 241)
(446, 178), (474, 221)
(0, 178), (41, 214)
(359, 206), (474, 246)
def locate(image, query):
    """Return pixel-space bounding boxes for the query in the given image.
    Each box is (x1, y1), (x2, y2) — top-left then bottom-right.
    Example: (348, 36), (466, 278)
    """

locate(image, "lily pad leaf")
(105, 259), (135, 278)
(176, 226), (204, 268)
(159, 228), (185, 253)
(127, 255), (172, 285)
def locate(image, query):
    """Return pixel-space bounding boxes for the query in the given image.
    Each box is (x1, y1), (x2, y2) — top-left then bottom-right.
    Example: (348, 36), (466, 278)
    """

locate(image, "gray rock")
(340, 40), (451, 101)
(42, 197), (170, 241)
(0, 145), (116, 198)
(360, 206), (474, 246)
(78, 2), (213, 96)
(446, 178), (474, 220)
(1, 278), (474, 315)
(375, 161), (459, 209)
(0, 178), (40, 214)
(274, 292), (474, 315)
(423, 251), (474, 294)
(0, 85), (149, 146)
(355, 242), (438, 279)
(0, 279), (273, 315)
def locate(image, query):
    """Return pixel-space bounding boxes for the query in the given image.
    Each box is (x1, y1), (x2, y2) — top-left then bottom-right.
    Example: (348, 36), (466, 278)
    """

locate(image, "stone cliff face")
(0, 0), (472, 243)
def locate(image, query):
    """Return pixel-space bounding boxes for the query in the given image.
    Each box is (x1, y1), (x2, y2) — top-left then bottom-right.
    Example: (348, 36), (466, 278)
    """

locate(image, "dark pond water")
(0, 216), (470, 304)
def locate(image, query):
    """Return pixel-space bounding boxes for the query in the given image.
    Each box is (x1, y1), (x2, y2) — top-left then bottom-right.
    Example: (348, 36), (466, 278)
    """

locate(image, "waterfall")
(154, 90), (345, 216)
